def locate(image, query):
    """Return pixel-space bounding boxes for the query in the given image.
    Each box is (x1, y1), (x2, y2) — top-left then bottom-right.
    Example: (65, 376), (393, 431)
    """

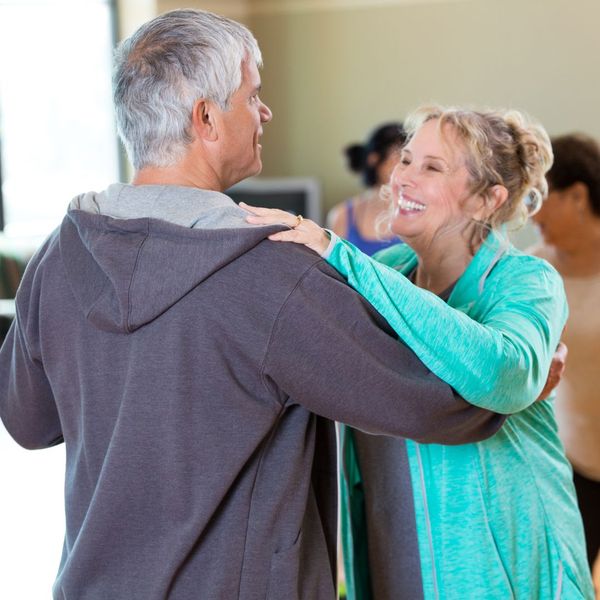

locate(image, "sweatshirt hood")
(60, 184), (283, 333)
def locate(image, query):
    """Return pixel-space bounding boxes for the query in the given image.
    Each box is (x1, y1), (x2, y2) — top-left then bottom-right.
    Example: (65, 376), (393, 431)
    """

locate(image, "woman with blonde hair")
(242, 105), (593, 599)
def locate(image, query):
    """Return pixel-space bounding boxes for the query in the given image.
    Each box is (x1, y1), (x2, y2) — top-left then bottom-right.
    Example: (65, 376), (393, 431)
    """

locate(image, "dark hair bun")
(344, 123), (407, 186)
(344, 144), (368, 173)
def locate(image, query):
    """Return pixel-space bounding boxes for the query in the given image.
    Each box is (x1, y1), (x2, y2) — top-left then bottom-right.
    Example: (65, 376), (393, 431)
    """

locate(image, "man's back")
(0, 186), (502, 599)
(3, 202), (332, 597)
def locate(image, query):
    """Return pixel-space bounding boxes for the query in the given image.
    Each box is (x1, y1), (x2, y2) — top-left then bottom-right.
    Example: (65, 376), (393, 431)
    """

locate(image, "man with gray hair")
(0, 9), (504, 599)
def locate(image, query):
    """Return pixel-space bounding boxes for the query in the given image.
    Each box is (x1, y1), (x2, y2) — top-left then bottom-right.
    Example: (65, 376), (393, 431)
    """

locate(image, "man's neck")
(132, 158), (226, 192)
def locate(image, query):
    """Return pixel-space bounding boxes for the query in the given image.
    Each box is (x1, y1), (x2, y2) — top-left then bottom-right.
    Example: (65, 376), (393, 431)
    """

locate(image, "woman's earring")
(525, 189), (543, 217)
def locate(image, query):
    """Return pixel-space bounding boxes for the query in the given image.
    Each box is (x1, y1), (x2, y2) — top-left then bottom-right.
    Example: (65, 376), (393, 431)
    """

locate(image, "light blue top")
(329, 232), (593, 599)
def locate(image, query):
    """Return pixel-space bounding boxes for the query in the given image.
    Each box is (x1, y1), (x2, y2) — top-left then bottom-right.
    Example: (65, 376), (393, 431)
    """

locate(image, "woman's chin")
(391, 222), (423, 241)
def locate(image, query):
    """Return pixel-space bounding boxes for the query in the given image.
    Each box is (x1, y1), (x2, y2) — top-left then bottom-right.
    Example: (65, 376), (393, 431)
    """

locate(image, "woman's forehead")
(406, 120), (466, 165)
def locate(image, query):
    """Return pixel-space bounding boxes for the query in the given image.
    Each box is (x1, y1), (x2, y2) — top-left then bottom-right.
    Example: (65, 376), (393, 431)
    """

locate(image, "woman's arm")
(241, 204), (567, 414)
(325, 236), (567, 413)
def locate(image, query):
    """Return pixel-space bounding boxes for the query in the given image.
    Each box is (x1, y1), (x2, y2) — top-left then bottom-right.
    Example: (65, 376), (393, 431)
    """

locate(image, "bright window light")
(0, 0), (120, 241)
(0, 2), (118, 598)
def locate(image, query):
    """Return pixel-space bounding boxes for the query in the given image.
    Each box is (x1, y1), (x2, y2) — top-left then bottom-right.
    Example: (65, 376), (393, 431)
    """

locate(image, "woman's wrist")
(321, 230), (339, 259)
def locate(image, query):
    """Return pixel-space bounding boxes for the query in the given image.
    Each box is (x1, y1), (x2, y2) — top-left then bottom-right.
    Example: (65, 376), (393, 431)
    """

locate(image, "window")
(0, 0), (121, 240)
(0, 1), (119, 597)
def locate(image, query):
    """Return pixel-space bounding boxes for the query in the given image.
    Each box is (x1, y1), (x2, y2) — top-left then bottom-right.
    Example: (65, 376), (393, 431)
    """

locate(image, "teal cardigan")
(331, 232), (593, 599)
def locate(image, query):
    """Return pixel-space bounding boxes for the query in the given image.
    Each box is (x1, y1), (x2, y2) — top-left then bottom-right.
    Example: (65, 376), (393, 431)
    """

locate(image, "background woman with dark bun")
(327, 122), (406, 255)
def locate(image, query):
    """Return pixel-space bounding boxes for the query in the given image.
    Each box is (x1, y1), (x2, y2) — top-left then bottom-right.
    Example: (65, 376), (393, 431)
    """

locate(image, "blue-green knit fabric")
(331, 233), (593, 599)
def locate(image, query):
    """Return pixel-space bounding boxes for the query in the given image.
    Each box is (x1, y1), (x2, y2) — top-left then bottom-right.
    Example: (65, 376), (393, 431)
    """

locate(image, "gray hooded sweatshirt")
(0, 184), (503, 599)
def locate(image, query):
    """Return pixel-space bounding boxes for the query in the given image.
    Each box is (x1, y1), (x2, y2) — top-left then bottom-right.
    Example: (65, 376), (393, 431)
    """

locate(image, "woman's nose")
(390, 163), (410, 188)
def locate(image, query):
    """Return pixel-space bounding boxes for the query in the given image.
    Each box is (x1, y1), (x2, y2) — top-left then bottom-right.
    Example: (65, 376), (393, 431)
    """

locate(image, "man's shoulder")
(18, 227), (62, 285)
(242, 239), (367, 320)
(249, 239), (345, 283)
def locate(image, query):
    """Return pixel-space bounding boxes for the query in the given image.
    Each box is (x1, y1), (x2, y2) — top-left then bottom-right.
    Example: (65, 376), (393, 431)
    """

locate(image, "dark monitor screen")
(226, 177), (322, 225)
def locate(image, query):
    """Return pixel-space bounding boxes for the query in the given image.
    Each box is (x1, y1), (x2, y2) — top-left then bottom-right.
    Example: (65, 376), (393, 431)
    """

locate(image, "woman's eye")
(426, 164), (441, 172)
(400, 158), (411, 166)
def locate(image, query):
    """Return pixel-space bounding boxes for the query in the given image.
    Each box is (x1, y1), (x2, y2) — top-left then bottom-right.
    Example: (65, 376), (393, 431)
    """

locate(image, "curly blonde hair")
(402, 105), (553, 240)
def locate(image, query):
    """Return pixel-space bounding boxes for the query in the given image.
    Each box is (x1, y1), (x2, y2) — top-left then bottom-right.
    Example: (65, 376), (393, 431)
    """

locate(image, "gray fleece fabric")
(0, 184), (503, 599)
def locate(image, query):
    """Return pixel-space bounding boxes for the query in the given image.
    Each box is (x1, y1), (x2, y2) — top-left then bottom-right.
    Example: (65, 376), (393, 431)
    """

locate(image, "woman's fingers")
(536, 341), (569, 402)
(240, 202), (300, 226)
(239, 201), (330, 254)
(238, 201), (262, 214)
(239, 202), (288, 219)
(245, 214), (287, 225)
(268, 224), (331, 255)
(268, 230), (306, 242)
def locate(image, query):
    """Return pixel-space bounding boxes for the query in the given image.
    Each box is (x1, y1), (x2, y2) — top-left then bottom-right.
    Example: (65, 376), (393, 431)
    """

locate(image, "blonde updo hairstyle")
(403, 105), (553, 242)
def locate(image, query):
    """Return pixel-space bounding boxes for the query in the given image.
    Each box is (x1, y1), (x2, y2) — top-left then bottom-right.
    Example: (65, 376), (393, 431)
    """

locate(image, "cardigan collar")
(449, 229), (510, 308)
(392, 229), (511, 308)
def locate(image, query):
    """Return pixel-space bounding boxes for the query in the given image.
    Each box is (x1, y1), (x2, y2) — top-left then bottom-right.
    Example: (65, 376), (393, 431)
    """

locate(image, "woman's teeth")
(398, 197), (426, 211)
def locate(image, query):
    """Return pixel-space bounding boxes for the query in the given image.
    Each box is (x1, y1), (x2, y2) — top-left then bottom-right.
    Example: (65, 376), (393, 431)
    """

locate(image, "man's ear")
(474, 185), (508, 221)
(191, 98), (218, 142)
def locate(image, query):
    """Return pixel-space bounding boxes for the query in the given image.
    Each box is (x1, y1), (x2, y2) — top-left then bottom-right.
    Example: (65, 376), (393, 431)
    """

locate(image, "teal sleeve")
(327, 238), (567, 414)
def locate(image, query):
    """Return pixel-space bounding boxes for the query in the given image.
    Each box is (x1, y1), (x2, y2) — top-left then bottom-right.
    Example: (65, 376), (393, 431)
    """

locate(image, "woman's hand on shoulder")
(240, 202), (331, 255)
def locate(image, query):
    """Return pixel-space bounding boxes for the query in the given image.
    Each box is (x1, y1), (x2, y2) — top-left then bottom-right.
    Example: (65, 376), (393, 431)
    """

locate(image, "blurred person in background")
(530, 133), (600, 583)
(327, 123), (406, 255)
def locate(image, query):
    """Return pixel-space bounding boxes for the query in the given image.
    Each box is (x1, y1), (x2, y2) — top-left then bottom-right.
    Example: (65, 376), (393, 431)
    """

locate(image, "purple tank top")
(345, 202), (400, 256)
